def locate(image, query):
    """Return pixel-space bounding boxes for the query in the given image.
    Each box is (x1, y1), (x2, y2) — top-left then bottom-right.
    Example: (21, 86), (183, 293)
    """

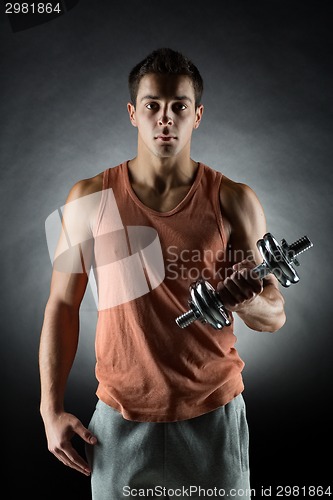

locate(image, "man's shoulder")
(200, 164), (257, 207)
(67, 161), (127, 202)
(66, 171), (104, 203)
(221, 175), (253, 198)
(219, 174), (262, 218)
(203, 165), (252, 193)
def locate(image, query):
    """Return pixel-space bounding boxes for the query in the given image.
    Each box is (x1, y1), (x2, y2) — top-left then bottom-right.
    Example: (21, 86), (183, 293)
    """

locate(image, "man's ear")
(193, 104), (204, 129)
(127, 102), (137, 127)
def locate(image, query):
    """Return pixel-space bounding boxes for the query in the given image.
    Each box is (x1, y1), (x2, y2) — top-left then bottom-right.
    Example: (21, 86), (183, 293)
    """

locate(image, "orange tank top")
(92, 161), (245, 422)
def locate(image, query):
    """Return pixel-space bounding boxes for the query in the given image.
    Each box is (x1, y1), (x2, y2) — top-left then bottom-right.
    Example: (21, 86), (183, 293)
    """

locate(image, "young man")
(39, 48), (286, 499)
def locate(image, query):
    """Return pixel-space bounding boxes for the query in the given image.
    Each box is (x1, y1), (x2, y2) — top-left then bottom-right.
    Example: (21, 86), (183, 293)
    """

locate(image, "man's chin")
(154, 145), (177, 158)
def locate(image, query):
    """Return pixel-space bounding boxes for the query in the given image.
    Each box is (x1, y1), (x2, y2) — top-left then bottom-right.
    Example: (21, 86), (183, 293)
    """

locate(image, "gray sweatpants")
(86, 395), (251, 500)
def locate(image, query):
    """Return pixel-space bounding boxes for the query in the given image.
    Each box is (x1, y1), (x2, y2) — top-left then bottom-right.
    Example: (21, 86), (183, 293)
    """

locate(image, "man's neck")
(126, 152), (200, 212)
(128, 155), (198, 194)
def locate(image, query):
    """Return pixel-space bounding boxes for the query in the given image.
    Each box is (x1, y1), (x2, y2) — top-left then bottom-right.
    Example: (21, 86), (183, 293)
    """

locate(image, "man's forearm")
(236, 284), (286, 333)
(39, 301), (80, 417)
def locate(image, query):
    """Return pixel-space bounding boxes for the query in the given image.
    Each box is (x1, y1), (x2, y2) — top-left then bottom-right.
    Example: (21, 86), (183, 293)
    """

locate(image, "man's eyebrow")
(140, 95), (193, 103)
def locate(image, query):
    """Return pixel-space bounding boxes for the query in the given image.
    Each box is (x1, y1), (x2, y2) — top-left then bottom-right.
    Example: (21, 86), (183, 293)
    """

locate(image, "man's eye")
(146, 103), (158, 110)
(174, 103), (187, 111)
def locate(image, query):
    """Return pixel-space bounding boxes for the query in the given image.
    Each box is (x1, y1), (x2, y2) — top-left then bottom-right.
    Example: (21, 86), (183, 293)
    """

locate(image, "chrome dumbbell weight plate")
(175, 279), (231, 330)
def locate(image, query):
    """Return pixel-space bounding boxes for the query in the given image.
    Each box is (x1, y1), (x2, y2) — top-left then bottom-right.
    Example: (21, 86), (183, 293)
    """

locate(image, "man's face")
(127, 73), (203, 159)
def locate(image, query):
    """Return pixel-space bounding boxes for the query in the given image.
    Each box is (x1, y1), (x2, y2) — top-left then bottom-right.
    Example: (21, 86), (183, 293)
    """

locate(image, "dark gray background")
(1, 0), (332, 498)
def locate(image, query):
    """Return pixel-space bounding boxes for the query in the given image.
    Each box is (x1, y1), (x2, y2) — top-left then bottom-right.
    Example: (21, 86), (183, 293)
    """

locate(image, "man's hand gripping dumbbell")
(175, 233), (313, 330)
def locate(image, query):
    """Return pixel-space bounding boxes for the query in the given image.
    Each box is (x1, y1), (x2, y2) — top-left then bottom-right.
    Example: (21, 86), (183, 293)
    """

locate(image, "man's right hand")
(43, 411), (97, 476)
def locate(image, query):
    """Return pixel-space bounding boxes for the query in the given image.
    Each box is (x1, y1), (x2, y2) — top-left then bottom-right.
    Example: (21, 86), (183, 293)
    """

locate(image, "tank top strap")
(93, 165), (124, 238)
(102, 167), (111, 190)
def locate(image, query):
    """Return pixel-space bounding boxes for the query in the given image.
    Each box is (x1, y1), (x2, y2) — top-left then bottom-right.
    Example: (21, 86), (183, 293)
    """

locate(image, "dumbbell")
(175, 233), (313, 330)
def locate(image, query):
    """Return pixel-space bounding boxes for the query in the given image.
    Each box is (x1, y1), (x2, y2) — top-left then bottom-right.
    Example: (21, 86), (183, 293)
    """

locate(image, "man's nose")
(158, 108), (173, 126)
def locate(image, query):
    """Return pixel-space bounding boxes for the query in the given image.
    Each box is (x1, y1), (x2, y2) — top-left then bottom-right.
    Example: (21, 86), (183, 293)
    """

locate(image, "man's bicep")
(53, 182), (100, 274)
(229, 185), (268, 266)
(48, 268), (89, 309)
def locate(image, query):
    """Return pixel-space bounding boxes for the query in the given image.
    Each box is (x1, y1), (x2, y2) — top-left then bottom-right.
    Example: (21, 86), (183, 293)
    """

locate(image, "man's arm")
(218, 178), (286, 333)
(39, 175), (102, 475)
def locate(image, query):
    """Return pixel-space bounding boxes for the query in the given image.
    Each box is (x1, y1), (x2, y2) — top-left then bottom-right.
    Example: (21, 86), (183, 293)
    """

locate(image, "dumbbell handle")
(175, 233), (313, 330)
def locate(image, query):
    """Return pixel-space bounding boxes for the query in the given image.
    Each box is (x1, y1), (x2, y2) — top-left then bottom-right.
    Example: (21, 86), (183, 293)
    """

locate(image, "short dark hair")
(128, 47), (204, 108)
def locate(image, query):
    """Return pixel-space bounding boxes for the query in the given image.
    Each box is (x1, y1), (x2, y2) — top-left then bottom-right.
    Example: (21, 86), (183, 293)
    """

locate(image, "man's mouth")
(155, 135), (176, 142)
